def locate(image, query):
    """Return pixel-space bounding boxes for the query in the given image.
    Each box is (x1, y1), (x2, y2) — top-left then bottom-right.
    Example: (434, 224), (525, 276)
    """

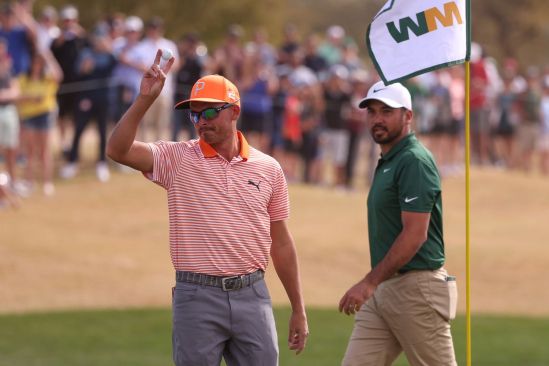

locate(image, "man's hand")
(140, 49), (175, 99)
(339, 278), (377, 316)
(288, 310), (309, 355)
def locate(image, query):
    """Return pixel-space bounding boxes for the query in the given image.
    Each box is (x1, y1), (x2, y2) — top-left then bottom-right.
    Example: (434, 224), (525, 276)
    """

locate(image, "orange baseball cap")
(174, 74), (241, 109)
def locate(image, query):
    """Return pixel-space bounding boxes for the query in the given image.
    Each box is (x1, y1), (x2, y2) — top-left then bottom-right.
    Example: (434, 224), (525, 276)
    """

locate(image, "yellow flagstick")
(465, 60), (471, 366)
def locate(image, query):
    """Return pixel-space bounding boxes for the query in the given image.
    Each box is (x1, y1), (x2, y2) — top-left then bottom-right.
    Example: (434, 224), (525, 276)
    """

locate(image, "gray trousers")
(172, 277), (279, 366)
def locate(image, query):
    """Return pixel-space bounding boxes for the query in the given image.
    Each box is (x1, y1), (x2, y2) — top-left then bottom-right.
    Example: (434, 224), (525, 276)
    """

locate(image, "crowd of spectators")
(1, 2), (549, 210)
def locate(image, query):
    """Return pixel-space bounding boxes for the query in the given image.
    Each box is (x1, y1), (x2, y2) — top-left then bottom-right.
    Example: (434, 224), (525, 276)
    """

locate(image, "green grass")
(1, 308), (548, 366)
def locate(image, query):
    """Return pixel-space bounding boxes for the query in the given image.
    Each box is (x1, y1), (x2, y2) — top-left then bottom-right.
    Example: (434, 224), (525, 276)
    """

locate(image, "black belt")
(397, 269), (411, 275)
(175, 269), (265, 292)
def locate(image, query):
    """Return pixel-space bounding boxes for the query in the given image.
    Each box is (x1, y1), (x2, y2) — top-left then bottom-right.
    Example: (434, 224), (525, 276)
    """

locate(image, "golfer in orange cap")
(107, 50), (308, 366)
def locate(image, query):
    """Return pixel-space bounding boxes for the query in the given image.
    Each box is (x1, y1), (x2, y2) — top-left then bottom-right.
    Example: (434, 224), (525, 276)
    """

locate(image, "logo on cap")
(194, 81), (205, 96)
(228, 91), (236, 101)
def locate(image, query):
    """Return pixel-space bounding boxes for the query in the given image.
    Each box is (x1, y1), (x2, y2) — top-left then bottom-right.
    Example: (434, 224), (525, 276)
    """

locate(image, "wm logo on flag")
(386, 1), (463, 43)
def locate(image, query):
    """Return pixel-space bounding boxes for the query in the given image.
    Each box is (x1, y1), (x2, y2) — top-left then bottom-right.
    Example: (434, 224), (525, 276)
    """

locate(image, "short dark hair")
(147, 16), (164, 29)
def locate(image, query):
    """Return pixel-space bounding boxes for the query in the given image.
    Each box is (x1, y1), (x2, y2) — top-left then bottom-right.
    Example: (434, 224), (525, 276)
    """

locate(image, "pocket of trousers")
(251, 279), (271, 299)
(431, 276), (458, 321)
(173, 283), (199, 304)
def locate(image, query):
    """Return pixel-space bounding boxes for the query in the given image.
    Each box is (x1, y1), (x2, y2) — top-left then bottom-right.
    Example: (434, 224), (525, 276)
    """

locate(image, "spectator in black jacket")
(59, 26), (116, 182)
(51, 5), (89, 155)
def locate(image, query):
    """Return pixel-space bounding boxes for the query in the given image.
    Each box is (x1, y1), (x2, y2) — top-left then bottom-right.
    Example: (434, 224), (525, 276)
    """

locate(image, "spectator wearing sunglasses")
(107, 63), (309, 365)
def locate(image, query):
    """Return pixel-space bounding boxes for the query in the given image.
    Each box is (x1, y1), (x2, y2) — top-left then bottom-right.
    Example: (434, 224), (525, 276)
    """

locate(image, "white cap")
(60, 6), (78, 20)
(358, 81), (412, 110)
(326, 25), (345, 40)
(125, 16), (143, 32)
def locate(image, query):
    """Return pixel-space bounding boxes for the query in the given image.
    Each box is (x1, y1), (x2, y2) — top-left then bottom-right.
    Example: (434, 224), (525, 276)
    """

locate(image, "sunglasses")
(189, 99), (240, 124)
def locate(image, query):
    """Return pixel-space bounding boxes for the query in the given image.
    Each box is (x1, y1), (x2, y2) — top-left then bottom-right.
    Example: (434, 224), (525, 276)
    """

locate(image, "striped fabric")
(143, 132), (290, 276)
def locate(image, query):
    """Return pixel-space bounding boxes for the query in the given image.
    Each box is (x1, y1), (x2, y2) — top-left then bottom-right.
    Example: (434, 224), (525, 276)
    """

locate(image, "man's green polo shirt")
(367, 132), (444, 271)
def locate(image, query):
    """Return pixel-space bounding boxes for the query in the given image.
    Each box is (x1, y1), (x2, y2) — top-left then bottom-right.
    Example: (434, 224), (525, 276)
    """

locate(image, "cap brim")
(358, 97), (405, 109)
(174, 98), (228, 110)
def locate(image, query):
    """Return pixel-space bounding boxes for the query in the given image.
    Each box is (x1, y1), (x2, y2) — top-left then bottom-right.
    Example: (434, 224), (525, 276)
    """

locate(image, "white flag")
(367, 0), (470, 85)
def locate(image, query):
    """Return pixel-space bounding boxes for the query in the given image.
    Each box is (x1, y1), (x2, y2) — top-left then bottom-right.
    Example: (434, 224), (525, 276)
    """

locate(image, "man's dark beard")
(371, 127), (402, 144)
(370, 114), (406, 144)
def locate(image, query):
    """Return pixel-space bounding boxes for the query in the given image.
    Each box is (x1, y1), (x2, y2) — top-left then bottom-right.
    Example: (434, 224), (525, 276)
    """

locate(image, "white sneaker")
(43, 182), (55, 196)
(60, 163), (78, 180)
(96, 162), (110, 182)
(13, 180), (33, 198)
(0, 172), (10, 186)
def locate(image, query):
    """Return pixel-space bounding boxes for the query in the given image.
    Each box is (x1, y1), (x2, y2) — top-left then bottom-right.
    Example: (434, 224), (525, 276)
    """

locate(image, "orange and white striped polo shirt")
(143, 132), (290, 276)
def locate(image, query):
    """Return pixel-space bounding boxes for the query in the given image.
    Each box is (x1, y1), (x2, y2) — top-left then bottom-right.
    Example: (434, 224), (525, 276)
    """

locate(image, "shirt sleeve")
(142, 141), (185, 190)
(396, 157), (441, 213)
(267, 165), (290, 221)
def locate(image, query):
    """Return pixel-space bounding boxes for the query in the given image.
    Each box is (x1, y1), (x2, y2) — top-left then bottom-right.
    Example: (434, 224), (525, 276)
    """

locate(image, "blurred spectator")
(469, 43), (491, 165)
(428, 70), (453, 175)
(132, 16), (179, 142)
(346, 69), (370, 188)
(271, 72), (291, 164)
(281, 82), (302, 182)
(240, 55), (278, 153)
(16, 50), (62, 196)
(402, 77), (429, 134)
(447, 65), (465, 174)
(108, 13), (125, 46)
(0, 37), (21, 190)
(299, 83), (323, 184)
(287, 47), (317, 89)
(173, 31), (206, 141)
(495, 73), (519, 168)
(51, 5), (89, 155)
(303, 34), (327, 74)
(209, 24), (244, 82)
(321, 64), (351, 189)
(112, 16), (145, 122)
(59, 26), (116, 182)
(339, 38), (363, 74)
(503, 58), (527, 93)
(317, 25), (344, 66)
(278, 24), (299, 65)
(245, 27), (277, 67)
(36, 6), (60, 52)
(516, 67), (542, 173)
(540, 76), (549, 175)
(484, 56), (503, 165)
(0, 2), (37, 75)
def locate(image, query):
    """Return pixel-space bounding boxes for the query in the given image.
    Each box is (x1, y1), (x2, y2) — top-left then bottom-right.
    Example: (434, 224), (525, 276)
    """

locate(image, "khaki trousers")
(342, 268), (458, 366)
(141, 93), (173, 142)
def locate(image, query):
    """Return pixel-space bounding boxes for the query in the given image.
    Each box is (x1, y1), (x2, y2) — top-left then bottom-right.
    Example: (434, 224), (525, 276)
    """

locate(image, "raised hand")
(140, 49), (175, 99)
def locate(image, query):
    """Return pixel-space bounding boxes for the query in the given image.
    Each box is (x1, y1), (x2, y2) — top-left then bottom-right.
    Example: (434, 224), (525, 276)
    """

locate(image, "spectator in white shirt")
(131, 16), (179, 142)
(36, 6), (60, 53)
(112, 16), (146, 121)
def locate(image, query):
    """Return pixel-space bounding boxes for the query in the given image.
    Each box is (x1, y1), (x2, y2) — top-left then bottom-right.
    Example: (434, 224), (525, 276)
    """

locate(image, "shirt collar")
(199, 131), (250, 161)
(381, 132), (417, 161)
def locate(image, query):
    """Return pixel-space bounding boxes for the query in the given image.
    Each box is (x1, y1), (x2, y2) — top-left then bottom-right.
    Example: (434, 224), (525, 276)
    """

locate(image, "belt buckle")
(221, 275), (246, 292)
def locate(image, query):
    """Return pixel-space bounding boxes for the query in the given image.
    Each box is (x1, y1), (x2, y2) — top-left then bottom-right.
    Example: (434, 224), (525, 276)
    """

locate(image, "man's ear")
(404, 109), (414, 125)
(232, 105), (241, 121)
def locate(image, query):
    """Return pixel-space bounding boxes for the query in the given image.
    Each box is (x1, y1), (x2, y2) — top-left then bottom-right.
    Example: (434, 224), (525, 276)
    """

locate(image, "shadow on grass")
(1, 308), (548, 366)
